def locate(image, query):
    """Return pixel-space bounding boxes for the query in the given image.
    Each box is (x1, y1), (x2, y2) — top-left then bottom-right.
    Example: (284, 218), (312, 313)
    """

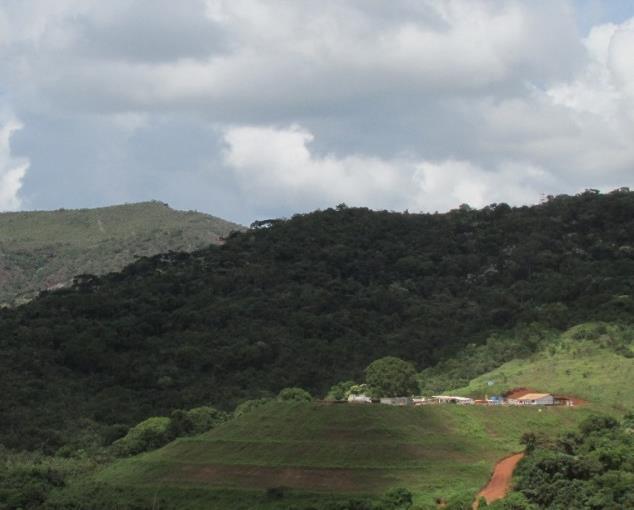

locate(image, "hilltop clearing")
(0, 201), (242, 305)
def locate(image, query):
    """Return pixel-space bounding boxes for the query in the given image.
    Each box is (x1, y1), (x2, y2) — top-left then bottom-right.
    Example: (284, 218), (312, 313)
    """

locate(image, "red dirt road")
(473, 453), (524, 508)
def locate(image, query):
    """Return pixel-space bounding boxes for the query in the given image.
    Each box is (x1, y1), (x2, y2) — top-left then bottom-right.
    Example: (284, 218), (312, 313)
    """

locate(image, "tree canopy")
(511, 413), (634, 509)
(365, 357), (419, 397)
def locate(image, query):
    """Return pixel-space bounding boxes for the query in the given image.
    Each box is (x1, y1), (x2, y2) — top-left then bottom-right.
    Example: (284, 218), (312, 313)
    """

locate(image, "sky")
(1, 0), (634, 224)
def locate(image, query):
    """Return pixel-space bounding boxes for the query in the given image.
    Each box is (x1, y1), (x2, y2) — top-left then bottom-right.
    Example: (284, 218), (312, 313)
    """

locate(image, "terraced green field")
(48, 323), (633, 509)
(79, 402), (593, 509)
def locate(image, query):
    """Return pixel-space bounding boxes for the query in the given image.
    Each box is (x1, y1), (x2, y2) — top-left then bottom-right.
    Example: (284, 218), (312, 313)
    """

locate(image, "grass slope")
(455, 323), (634, 412)
(0, 201), (242, 304)
(47, 324), (634, 508)
(78, 402), (593, 509)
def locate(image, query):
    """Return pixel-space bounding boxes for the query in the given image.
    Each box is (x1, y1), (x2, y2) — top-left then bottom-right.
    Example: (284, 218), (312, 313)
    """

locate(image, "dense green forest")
(1, 189), (633, 451)
(0, 201), (242, 305)
(505, 413), (634, 509)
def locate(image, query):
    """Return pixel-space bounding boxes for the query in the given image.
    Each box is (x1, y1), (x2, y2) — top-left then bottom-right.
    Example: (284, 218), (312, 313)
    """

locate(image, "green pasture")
(82, 402), (593, 509)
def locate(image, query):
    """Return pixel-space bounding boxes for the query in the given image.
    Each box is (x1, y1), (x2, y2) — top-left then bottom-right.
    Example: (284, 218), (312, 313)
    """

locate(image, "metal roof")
(514, 393), (552, 400)
(432, 395), (474, 401)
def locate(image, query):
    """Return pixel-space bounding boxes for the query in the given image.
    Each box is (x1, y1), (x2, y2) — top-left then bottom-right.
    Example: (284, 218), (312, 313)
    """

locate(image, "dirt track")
(473, 452), (524, 508)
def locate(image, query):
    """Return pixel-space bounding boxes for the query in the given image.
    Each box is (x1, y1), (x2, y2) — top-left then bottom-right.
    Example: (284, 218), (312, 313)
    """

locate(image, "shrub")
(112, 416), (171, 456)
(0, 465), (65, 509)
(277, 387), (312, 402)
(168, 406), (227, 438)
(442, 492), (474, 510)
(347, 384), (371, 397)
(186, 406), (227, 433)
(380, 487), (413, 509)
(102, 424), (129, 446)
(579, 415), (619, 435)
(234, 398), (273, 418)
(325, 380), (356, 400)
(486, 492), (536, 509)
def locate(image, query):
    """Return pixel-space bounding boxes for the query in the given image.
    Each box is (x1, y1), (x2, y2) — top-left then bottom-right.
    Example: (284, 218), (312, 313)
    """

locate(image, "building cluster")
(346, 391), (576, 407)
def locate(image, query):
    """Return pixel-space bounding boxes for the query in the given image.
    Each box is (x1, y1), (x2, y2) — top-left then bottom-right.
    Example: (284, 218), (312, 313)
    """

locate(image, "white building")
(509, 393), (554, 406)
(348, 394), (372, 404)
(379, 397), (413, 406)
(432, 395), (475, 405)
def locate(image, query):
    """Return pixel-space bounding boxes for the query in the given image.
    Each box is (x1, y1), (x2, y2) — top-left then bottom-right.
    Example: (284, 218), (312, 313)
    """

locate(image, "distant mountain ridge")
(0, 201), (243, 305)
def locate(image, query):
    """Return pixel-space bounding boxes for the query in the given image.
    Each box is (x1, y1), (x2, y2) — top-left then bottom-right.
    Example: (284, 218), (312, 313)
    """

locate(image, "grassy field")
(47, 323), (633, 509)
(0, 201), (242, 305)
(455, 323), (634, 412)
(64, 402), (595, 509)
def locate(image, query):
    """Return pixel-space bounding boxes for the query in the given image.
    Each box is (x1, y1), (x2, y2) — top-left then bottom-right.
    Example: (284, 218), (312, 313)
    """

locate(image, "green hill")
(454, 323), (634, 412)
(6, 322), (633, 509)
(45, 324), (633, 509)
(1, 190), (633, 452)
(48, 402), (594, 509)
(0, 201), (243, 305)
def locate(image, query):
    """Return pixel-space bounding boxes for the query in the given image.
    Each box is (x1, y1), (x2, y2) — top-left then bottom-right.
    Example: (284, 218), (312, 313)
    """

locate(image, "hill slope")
(0, 201), (243, 305)
(47, 324), (633, 509)
(455, 323), (634, 411)
(51, 403), (594, 509)
(1, 190), (633, 451)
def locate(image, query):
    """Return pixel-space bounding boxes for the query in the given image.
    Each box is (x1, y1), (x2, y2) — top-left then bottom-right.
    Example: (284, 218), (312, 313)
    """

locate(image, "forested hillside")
(509, 413), (634, 509)
(1, 189), (633, 451)
(0, 201), (242, 305)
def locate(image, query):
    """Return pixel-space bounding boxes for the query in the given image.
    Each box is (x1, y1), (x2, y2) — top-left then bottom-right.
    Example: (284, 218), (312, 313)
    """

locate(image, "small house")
(347, 394), (372, 404)
(509, 393), (554, 406)
(379, 397), (413, 406)
(554, 395), (575, 406)
(432, 395), (475, 405)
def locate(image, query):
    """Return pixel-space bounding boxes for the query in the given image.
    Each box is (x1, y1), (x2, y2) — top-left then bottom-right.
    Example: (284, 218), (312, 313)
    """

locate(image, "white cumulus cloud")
(223, 124), (560, 213)
(413, 160), (558, 211)
(0, 117), (28, 211)
(539, 18), (634, 179)
(222, 125), (411, 210)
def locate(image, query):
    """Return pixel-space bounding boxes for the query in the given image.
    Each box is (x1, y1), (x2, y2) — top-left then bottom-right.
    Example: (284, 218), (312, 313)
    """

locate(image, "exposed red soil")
(473, 453), (524, 508)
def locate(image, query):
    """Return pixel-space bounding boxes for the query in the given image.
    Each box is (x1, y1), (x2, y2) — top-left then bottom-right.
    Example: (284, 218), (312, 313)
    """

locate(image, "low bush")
(277, 387), (313, 402)
(112, 416), (171, 456)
